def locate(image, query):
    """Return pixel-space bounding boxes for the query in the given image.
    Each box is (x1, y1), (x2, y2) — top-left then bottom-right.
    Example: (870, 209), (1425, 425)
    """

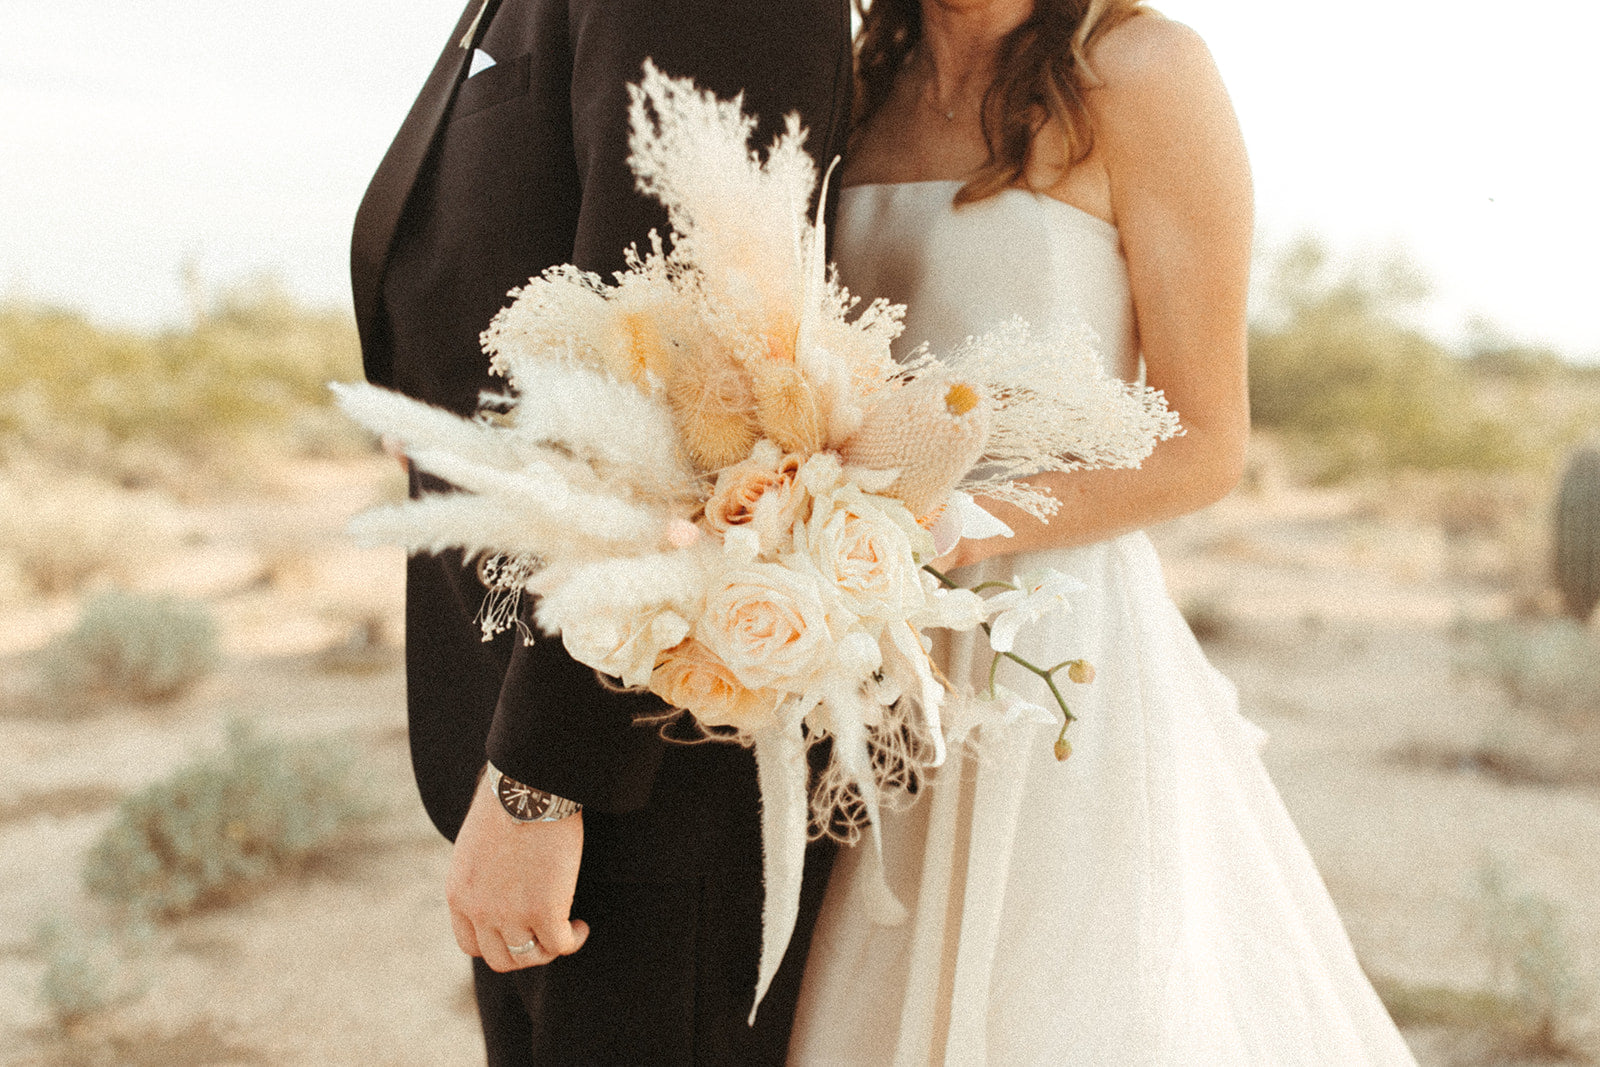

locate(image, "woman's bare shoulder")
(1086, 12), (1222, 102)
(1083, 11), (1243, 177)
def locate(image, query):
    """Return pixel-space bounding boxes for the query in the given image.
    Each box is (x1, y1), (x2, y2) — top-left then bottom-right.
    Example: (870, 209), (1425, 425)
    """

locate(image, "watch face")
(497, 776), (552, 820)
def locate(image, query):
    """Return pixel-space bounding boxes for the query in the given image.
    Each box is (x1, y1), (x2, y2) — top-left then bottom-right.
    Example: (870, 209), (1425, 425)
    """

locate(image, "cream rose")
(697, 559), (837, 692)
(561, 605), (691, 689)
(803, 485), (927, 622)
(702, 439), (809, 553)
(649, 637), (784, 729)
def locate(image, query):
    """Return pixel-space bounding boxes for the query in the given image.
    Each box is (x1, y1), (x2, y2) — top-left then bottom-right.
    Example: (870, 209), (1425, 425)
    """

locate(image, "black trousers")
(472, 837), (835, 1066)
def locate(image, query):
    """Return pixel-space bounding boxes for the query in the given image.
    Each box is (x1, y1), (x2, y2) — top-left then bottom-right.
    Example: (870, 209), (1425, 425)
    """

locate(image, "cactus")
(1554, 445), (1600, 621)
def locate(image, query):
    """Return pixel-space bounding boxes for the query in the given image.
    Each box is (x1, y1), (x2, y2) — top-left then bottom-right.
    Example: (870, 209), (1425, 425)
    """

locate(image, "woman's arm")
(942, 16), (1252, 568)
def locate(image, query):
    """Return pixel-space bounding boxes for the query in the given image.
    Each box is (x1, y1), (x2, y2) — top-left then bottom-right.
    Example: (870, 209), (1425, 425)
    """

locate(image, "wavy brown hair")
(853, 0), (1144, 205)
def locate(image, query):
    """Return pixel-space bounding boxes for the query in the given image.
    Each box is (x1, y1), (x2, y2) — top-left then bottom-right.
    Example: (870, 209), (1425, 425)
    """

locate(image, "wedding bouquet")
(334, 62), (1177, 1017)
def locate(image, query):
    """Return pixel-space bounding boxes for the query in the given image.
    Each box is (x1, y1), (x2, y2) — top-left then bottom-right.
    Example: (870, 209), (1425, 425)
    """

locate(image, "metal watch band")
(485, 761), (582, 822)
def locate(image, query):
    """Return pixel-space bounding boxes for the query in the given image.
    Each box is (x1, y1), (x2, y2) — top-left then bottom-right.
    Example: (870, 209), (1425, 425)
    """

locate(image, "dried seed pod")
(751, 364), (825, 456)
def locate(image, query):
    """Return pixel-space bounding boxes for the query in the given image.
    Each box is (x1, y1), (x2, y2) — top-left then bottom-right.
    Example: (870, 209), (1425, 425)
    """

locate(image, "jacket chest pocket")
(452, 51), (532, 120)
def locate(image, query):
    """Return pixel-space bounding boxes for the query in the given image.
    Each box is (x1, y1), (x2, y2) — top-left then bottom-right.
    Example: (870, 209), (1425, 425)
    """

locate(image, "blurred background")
(2, 0), (1598, 1063)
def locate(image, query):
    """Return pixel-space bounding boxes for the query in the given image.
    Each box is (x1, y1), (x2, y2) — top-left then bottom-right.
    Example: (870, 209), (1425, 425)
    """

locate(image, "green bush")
(0, 282), (364, 466)
(1468, 618), (1600, 718)
(1474, 861), (1595, 1059)
(41, 590), (220, 704)
(1249, 238), (1529, 481)
(83, 722), (375, 919)
(35, 916), (147, 1026)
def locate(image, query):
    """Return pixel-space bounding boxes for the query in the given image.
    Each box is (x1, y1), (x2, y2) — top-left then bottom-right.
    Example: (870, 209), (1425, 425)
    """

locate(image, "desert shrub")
(35, 916), (147, 1026)
(82, 722), (375, 919)
(40, 591), (220, 704)
(1555, 445), (1600, 622)
(1473, 861), (1595, 1060)
(1467, 618), (1600, 718)
(0, 282), (364, 470)
(1249, 238), (1530, 482)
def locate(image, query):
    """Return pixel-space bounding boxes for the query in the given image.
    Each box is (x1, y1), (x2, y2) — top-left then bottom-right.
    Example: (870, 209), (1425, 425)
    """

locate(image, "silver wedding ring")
(506, 938), (539, 956)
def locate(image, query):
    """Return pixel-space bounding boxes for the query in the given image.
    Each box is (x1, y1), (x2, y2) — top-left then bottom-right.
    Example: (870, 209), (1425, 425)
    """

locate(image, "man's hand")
(446, 775), (588, 972)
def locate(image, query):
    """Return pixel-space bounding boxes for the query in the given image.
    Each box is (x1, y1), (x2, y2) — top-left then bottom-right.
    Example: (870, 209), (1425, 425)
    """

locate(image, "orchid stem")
(922, 563), (1077, 729)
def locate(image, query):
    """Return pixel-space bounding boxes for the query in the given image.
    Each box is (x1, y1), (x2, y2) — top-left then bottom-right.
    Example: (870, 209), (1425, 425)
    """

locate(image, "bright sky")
(2, 0), (1597, 360)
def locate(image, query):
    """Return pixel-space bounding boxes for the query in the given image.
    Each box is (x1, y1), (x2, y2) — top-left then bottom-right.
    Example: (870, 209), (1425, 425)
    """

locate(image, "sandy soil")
(2, 453), (1596, 1065)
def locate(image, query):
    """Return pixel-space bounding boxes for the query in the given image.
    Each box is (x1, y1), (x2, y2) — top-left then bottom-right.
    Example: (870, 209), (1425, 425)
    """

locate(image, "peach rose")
(649, 637), (784, 729)
(702, 440), (809, 553)
(697, 559), (836, 692)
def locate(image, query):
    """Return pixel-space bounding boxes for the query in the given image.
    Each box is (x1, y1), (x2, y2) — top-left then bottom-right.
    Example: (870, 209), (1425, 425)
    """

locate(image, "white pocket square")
(468, 48), (496, 78)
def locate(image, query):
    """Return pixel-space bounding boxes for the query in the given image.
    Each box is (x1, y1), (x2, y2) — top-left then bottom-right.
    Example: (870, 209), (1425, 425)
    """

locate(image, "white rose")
(561, 605), (691, 689)
(648, 637), (785, 730)
(802, 483), (927, 622)
(697, 559), (838, 692)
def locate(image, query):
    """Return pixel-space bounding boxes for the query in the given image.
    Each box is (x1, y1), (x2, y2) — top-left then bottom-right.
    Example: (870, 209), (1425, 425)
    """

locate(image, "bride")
(788, 1), (1417, 1063)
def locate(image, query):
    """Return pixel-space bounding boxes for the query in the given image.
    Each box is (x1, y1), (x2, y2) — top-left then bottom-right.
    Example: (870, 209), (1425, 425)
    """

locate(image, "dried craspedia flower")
(840, 372), (991, 519)
(943, 381), (980, 416)
(750, 364), (824, 455)
(1053, 736), (1072, 761)
(665, 343), (760, 471)
(1067, 660), (1095, 685)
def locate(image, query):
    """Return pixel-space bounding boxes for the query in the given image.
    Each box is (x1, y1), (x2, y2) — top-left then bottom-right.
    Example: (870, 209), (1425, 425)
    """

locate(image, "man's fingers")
(532, 915), (589, 957)
(475, 921), (526, 973)
(502, 929), (557, 969)
(450, 910), (481, 958)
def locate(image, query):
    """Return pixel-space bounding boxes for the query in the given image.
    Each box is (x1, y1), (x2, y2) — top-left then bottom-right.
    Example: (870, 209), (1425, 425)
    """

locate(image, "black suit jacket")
(351, 0), (852, 882)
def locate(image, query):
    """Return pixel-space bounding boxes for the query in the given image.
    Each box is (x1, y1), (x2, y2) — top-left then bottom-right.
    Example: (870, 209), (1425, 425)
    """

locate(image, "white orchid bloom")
(984, 569), (1085, 653)
(914, 572), (987, 631)
(940, 683), (1055, 747)
(992, 683), (1057, 726)
(930, 490), (1014, 558)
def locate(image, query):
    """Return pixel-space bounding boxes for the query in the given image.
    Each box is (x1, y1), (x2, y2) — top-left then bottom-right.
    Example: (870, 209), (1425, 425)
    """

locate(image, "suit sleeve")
(484, 0), (853, 813)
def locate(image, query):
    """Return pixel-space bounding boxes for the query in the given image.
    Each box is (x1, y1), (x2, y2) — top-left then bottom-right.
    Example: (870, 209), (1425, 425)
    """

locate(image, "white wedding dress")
(787, 180), (1417, 1066)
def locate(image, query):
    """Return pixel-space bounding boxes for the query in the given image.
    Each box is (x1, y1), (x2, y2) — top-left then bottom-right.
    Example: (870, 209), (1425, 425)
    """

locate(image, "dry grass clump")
(1177, 589), (1238, 645)
(0, 465), (187, 598)
(82, 722), (376, 920)
(20, 1017), (266, 1067)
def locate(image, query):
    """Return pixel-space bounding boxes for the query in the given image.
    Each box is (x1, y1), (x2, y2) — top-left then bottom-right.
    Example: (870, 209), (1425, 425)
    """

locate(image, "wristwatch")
(485, 761), (582, 823)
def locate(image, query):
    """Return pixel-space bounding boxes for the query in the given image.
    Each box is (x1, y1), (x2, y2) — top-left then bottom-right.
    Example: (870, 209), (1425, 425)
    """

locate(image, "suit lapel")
(351, 0), (500, 381)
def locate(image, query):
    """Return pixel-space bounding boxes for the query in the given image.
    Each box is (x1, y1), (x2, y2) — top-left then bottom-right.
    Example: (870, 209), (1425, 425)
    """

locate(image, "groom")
(350, 0), (852, 1062)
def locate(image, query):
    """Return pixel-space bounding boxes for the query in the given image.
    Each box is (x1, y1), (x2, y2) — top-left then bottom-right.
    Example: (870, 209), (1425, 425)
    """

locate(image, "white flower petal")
(954, 492), (1013, 541)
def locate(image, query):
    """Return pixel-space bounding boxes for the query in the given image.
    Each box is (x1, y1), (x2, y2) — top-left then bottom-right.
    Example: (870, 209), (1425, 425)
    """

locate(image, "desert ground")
(1, 439), (1597, 1066)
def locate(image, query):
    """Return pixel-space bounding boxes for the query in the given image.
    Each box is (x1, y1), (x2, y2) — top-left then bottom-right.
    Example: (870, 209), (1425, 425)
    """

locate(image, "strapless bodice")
(835, 179), (1137, 380)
